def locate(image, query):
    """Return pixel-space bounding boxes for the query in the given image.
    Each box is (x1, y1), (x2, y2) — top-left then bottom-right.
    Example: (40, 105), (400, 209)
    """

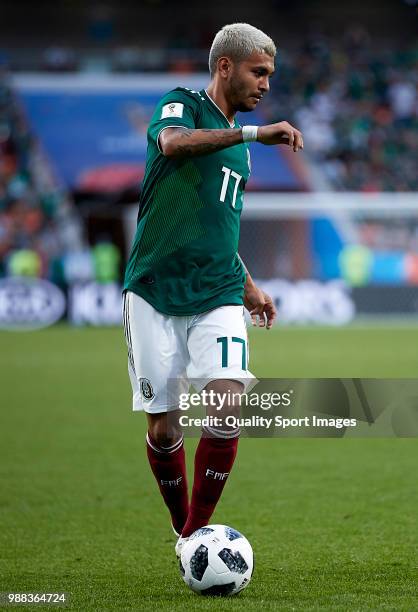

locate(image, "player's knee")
(149, 426), (180, 449)
(204, 379), (243, 417)
(147, 415), (182, 449)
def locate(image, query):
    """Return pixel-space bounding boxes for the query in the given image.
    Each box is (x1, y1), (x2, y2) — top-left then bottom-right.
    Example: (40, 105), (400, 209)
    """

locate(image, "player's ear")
(218, 56), (232, 79)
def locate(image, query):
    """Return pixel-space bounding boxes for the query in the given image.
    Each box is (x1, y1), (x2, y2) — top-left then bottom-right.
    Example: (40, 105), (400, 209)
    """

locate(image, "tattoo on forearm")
(170, 129), (242, 157)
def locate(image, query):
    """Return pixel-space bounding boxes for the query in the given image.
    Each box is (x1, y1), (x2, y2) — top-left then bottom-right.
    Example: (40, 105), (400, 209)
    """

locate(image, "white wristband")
(242, 125), (258, 143)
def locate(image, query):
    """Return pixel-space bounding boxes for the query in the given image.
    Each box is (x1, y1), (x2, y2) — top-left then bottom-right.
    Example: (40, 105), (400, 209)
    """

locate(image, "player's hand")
(244, 286), (277, 330)
(257, 121), (303, 152)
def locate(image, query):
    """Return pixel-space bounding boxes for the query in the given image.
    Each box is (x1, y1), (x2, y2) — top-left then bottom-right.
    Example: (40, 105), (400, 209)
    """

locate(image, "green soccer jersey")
(123, 87), (251, 315)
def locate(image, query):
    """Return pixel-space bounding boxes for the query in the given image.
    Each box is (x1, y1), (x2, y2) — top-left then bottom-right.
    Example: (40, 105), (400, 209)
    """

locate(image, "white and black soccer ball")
(179, 524), (253, 596)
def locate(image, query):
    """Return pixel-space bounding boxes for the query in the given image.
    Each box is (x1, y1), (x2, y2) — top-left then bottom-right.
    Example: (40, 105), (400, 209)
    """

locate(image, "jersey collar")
(203, 89), (236, 128)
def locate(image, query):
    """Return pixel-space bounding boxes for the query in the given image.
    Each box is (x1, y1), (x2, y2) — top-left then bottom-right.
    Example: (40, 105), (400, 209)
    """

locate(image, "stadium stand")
(0, 0), (417, 289)
(0, 68), (84, 281)
(262, 27), (418, 192)
(1, 0), (416, 193)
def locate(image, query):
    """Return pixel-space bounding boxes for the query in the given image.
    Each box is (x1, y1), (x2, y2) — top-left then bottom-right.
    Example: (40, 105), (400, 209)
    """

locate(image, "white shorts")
(123, 291), (255, 413)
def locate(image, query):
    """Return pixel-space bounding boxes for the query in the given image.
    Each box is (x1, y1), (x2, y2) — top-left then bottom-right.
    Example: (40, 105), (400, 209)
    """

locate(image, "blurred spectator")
(113, 47), (142, 72)
(87, 4), (115, 45)
(388, 76), (416, 120)
(42, 47), (77, 72)
(0, 69), (85, 282)
(63, 249), (94, 284)
(265, 29), (418, 192)
(8, 248), (42, 277)
(92, 240), (120, 283)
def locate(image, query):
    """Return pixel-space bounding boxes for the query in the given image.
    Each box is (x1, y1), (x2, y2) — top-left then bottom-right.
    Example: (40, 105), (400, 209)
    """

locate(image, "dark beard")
(229, 76), (253, 113)
(235, 102), (253, 112)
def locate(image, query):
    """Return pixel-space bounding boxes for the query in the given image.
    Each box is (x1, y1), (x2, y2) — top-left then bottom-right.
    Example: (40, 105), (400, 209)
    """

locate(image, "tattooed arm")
(159, 127), (243, 158)
(159, 121), (303, 158)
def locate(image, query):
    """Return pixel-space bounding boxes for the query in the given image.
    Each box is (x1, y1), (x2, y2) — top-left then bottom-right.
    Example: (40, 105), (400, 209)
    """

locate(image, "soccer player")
(123, 23), (303, 555)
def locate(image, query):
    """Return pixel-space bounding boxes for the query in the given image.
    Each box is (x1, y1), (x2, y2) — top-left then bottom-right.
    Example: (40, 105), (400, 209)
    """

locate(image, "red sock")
(181, 435), (239, 537)
(146, 433), (189, 535)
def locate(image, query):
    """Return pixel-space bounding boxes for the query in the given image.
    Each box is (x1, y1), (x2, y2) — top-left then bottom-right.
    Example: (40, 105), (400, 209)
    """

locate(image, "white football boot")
(172, 523), (191, 558)
(175, 534), (191, 558)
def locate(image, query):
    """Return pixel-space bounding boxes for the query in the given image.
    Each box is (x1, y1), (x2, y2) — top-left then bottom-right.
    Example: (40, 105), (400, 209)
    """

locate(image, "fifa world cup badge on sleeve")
(161, 103), (184, 119)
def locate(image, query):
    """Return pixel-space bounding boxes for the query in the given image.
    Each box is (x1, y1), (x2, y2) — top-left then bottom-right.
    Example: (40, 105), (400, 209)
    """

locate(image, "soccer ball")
(179, 524), (253, 596)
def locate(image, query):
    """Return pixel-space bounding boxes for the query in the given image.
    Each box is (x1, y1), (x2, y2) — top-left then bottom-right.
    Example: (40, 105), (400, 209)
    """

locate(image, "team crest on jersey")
(140, 378), (155, 400)
(161, 102), (184, 119)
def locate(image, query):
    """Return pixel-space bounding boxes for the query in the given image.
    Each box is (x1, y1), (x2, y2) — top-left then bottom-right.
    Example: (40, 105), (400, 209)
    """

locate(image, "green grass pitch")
(1, 325), (417, 611)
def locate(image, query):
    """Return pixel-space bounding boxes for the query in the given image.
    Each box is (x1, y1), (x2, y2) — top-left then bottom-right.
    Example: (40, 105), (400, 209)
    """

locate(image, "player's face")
(228, 51), (275, 112)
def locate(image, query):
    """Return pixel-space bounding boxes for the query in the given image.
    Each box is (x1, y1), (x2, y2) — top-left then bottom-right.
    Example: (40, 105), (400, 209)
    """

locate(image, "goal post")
(239, 193), (418, 325)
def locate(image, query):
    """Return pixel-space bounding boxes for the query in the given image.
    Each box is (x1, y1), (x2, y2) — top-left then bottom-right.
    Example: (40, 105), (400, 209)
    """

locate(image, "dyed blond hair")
(209, 23), (276, 76)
